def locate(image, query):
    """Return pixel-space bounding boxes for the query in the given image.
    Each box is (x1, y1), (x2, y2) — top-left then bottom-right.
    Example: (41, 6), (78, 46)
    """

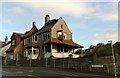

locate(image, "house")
(0, 36), (11, 58)
(0, 37), (11, 65)
(6, 22), (38, 61)
(6, 15), (83, 62)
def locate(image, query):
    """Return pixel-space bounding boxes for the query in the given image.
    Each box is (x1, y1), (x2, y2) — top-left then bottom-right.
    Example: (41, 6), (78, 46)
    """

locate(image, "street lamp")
(108, 41), (117, 77)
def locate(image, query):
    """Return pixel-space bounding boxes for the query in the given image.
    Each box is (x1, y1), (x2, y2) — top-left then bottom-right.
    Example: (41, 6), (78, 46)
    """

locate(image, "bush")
(96, 44), (112, 56)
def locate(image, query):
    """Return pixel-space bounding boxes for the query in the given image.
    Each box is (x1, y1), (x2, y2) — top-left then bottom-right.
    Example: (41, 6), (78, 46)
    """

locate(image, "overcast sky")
(1, 0), (119, 49)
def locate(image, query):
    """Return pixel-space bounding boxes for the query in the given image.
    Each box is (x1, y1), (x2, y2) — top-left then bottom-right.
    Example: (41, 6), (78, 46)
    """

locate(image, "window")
(33, 50), (37, 55)
(42, 33), (50, 40)
(45, 34), (47, 40)
(24, 49), (28, 57)
(64, 47), (68, 52)
(43, 34), (45, 40)
(43, 34), (46, 40)
(28, 50), (31, 55)
(12, 40), (16, 45)
(10, 55), (13, 60)
(61, 25), (63, 29)
(32, 35), (38, 42)
(48, 33), (50, 39)
(44, 46), (50, 53)
(26, 38), (30, 44)
(63, 33), (67, 40)
(35, 35), (38, 41)
(58, 46), (63, 52)
(57, 31), (62, 38)
(32, 36), (34, 41)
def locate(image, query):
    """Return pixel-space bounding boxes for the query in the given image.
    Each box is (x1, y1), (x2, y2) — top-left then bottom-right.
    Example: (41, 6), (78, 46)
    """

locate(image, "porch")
(43, 42), (82, 59)
(24, 47), (39, 60)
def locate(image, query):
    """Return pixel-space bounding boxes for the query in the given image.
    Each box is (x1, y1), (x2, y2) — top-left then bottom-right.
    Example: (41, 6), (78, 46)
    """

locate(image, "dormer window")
(12, 40), (16, 45)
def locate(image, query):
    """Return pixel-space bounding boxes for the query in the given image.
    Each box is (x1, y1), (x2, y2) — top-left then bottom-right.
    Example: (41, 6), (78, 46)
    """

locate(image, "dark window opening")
(48, 33), (50, 39)
(28, 50), (31, 55)
(44, 35), (45, 40)
(35, 35), (37, 41)
(45, 46), (51, 53)
(58, 46), (63, 52)
(46, 34), (47, 40)
(61, 25), (63, 29)
(64, 47), (68, 52)
(33, 50), (37, 54)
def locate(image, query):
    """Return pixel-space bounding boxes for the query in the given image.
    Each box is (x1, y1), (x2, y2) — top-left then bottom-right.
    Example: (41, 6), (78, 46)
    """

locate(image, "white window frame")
(63, 32), (67, 40)
(10, 54), (13, 60)
(57, 31), (62, 38)
(12, 40), (15, 45)
(33, 49), (39, 55)
(25, 38), (31, 45)
(32, 35), (38, 42)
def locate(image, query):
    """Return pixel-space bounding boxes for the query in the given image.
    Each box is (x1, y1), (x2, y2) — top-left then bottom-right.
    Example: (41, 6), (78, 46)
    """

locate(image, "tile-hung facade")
(6, 15), (83, 61)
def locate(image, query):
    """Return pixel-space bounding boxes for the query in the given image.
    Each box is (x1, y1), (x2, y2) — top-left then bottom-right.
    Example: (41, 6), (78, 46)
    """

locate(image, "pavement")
(2, 67), (119, 78)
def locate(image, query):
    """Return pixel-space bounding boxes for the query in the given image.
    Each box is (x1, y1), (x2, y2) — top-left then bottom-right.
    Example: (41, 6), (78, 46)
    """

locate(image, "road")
(2, 67), (118, 78)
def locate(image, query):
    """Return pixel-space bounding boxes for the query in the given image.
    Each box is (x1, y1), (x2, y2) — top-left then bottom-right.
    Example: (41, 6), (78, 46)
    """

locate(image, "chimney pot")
(45, 15), (50, 23)
(5, 36), (8, 44)
(33, 21), (36, 26)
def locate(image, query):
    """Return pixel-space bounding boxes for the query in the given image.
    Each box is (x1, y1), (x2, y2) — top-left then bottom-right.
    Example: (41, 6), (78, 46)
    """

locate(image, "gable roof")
(11, 32), (25, 39)
(2, 41), (11, 47)
(6, 46), (15, 53)
(37, 19), (58, 34)
(0, 41), (5, 48)
(23, 25), (38, 38)
(10, 22), (38, 40)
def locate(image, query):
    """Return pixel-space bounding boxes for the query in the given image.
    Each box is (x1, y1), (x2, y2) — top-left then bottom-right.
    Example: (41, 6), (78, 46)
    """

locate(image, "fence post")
(90, 65), (92, 71)
(81, 66), (82, 70)
(68, 62), (69, 69)
(63, 61), (64, 68)
(107, 64), (109, 75)
(75, 62), (77, 70)
(54, 60), (55, 68)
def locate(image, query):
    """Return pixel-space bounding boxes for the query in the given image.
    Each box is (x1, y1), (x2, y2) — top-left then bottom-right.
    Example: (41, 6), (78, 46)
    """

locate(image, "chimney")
(33, 21), (36, 27)
(5, 36), (8, 44)
(45, 15), (50, 23)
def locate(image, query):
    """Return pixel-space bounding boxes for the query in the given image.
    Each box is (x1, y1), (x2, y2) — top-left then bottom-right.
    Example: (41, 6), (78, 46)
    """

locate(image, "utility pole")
(108, 41), (117, 77)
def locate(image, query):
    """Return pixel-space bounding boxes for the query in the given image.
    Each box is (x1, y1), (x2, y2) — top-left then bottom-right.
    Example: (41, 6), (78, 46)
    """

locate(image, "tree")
(75, 49), (82, 54)
(113, 42), (120, 55)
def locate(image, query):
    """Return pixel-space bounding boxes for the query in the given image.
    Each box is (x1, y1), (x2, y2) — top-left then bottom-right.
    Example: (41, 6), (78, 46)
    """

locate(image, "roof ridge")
(13, 32), (24, 35)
